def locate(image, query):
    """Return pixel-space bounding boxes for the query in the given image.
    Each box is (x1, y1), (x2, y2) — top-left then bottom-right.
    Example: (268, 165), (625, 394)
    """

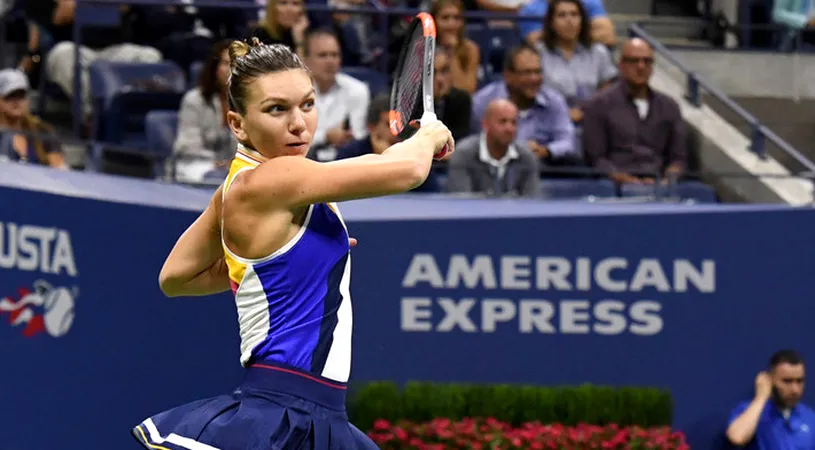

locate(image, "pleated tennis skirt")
(131, 362), (379, 450)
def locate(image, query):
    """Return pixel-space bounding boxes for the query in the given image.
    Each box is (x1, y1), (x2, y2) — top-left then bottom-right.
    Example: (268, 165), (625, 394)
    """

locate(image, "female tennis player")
(131, 39), (453, 450)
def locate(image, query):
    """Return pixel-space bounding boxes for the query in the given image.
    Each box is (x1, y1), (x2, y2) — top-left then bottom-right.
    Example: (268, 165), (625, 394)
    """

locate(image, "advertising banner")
(1, 165), (813, 449)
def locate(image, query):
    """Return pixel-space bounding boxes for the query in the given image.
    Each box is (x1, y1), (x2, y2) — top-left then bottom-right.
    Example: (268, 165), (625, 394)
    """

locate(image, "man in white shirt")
(446, 98), (540, 197)
(303, 28), (371, 162)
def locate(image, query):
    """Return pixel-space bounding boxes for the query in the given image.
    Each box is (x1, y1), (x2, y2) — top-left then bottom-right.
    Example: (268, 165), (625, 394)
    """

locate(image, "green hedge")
(348, 382), (673, 431)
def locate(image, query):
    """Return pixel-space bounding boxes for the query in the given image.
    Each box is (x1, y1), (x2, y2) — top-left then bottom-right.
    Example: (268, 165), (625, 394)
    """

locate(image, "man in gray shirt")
(582, 38), (686, 184)
(447, 99), (540, 197)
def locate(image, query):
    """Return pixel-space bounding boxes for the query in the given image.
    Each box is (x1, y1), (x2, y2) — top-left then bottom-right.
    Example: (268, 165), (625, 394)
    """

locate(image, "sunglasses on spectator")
(622, 57), (654, 66)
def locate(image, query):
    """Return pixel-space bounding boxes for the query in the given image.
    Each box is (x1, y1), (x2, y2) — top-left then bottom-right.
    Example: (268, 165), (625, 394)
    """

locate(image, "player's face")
(772, 363), (805, 408)
(231, 69), (318, 158)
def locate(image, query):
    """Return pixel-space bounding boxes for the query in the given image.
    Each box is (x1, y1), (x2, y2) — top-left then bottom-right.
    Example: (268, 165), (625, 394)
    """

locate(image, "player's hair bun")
(229, 38), (265, 69)
(229, 40), (251, 68)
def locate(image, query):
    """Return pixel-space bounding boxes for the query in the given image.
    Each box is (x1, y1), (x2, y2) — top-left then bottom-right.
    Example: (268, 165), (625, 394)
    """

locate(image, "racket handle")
(419, 111), (438, 124)
(419, 111), (448, 160)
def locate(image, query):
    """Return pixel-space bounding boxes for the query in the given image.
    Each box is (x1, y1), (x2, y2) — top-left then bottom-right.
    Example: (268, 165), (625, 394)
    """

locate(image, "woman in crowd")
(537, 0), (617, 124)
(0, 68), (66, 168)
(171, 40), (236, 182)
(432, 0), (480, 94)
(251, 0), (310, 55)
(433, 46), (472, 141)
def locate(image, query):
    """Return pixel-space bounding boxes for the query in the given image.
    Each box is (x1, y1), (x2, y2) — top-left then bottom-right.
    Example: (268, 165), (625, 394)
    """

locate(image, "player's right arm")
(235, 120), (454, 209)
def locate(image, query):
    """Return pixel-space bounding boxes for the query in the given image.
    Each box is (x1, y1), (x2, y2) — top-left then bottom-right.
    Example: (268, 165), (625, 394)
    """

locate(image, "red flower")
(393, 427), (408, 441)
(372, 419), (390, 431)
(364, 418), (689, 449)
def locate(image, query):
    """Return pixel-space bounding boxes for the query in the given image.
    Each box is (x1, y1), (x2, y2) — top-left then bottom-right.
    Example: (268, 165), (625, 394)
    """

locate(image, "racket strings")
(393, 26), (426, 133)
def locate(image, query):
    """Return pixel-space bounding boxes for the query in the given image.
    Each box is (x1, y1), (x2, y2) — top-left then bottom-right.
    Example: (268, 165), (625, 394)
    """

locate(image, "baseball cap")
(0, 69), (30, 98)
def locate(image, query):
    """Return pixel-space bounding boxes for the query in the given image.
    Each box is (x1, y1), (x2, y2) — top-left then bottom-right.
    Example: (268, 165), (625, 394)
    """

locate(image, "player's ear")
(227, 111), (248, 143)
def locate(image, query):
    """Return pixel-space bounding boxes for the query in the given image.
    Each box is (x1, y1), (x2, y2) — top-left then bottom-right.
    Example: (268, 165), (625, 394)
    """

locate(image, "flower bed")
(368, 418), (690, 449)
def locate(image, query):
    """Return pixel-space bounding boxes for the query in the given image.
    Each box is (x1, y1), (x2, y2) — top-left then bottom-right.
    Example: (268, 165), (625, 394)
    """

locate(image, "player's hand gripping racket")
(388, 12), (450, 160)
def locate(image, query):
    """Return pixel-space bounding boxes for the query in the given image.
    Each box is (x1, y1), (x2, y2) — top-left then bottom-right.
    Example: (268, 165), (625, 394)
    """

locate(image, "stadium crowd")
(0, 0), (695, 199)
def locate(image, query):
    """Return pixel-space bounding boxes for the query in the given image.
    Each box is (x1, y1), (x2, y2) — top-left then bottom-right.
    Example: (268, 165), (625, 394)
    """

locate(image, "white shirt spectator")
(312, 72), (370, 160)
(479, 132), (519, 181)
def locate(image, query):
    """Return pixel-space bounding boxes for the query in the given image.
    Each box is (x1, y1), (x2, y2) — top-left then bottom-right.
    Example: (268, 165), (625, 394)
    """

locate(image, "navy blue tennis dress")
(132, 144), (379, 450)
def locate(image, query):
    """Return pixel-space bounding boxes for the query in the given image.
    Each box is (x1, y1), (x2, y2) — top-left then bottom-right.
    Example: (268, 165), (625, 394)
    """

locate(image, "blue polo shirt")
(728, 401), (815, 449)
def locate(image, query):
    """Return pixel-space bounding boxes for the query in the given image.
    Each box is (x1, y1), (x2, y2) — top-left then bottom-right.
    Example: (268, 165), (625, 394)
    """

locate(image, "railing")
(628, 23), (815, 178)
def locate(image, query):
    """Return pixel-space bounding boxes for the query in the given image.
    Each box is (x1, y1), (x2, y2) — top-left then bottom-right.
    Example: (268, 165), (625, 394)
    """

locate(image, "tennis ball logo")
(42, 287), (76, 337)
(0, 280), (77, 338)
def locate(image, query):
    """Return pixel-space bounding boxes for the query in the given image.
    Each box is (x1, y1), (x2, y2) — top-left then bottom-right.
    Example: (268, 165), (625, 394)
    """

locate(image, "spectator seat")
(145, 110), (179, 179)
(342, 66), (389, 96)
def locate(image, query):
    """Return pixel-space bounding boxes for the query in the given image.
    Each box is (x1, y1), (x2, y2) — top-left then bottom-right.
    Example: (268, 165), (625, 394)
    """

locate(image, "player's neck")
(237, 143), (268, 163)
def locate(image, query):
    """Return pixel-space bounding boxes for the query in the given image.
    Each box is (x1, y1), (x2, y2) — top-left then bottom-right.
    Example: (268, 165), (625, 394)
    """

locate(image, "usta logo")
(0, 280), (77, 338)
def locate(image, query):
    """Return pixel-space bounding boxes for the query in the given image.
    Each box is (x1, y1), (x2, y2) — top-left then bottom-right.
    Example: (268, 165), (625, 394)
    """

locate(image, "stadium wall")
(1, 162), (814, 450)
(664, 50), (815, 100)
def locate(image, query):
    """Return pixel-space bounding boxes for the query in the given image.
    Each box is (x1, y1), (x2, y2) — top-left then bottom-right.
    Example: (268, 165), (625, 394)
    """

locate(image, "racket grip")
(419, 111), (438, 125)
(420, 112), (448, 159)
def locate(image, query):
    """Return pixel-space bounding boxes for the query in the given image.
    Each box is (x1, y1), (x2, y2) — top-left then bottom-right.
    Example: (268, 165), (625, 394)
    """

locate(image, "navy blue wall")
(1, 163), (813, 449)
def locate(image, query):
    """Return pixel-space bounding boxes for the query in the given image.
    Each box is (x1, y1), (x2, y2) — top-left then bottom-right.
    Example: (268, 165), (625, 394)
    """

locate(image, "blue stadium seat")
(674, 181), (719, 203)
(466, 24), (522, 79)
(202, 168), (229, 184)
(342, 66), (388, 96)
(466, 24), (491, 79)
(188, 61), (204, 89)
(75, 3), (121, 27)
(145, 111), (179, 179)
(540, 179), (617, 200)
(169, 34), (213, 75)
(88, 60), (186, 149)
(619, 181), (718, 203)
(618, 183), (658, 199)
(486, 26), (522, 70)
(36, 4), (122, 114)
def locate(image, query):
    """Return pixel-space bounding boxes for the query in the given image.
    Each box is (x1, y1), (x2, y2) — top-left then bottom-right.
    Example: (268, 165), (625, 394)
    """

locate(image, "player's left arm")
(159, 185), (230, 298)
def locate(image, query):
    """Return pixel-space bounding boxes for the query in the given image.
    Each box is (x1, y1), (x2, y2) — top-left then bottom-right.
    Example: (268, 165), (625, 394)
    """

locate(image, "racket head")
(389, 12), (438, 140)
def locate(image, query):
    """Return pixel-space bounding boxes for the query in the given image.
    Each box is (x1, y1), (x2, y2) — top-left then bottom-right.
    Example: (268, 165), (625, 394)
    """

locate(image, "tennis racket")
(389, 12), (450, 160)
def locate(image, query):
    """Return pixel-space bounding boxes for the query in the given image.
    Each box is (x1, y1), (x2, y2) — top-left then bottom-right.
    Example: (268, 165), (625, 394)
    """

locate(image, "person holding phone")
(726, 349), (815, 448)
